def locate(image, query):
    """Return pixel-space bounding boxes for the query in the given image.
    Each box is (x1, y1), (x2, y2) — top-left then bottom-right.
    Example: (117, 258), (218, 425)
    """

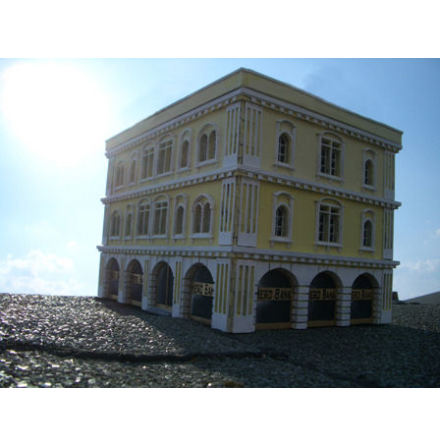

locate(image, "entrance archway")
(308, 271), (340, 327)
(256, 269), (295, 329)
(126, 260), (143, 306)
(106, 258), (120, 300)
(154, 262), (174, 310)
(184, 264), (214, 324)
(351, 274), (377, 324)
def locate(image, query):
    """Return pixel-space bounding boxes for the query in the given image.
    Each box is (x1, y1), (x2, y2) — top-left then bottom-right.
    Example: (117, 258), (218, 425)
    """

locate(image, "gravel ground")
(1, 294), (440, 387)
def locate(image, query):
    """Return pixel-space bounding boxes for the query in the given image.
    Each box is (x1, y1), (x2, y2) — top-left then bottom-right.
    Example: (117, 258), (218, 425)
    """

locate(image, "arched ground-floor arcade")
(98, 250), (394, 333)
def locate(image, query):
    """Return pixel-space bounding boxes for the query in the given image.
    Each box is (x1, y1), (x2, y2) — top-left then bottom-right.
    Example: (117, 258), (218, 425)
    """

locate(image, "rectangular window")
(157, 141), (172, 175)
(154, 201), (168, 235)
(142, 149), (154, 179)
(320, 137), (341, 177)
(319, 204), (340, 243)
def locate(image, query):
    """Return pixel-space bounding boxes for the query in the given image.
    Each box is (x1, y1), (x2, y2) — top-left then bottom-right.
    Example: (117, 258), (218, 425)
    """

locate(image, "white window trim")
(195, 123), (219, 167)
(156, 137), (175, 177)
(124, 205), (134, 240)
(109, 210), (122, 240)
(128, 151), (138, 185)
(136, 199), (152, 238)
(173, 193), (188, 239)
(270, 191), (294, 246)
(177, 129), (192, 172)
(360, 209), (376, 252)
(273, 120), (296, 171)
(190, 193), (215, 239)
(114, 162), (125, 190)
(362, 148), (377, 191)
(315, 198), (344, 248)
(151, 194), (170, 238)
(316, 132), (345, 182)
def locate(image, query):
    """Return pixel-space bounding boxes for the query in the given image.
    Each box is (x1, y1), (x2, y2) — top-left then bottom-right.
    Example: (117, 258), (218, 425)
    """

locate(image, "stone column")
(336, 286), (351, 327)
(292, 285), (309, 329)
(119, 270), (130, 304)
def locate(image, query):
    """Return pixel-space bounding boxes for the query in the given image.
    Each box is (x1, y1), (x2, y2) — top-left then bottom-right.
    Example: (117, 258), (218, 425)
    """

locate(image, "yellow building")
(97, 68), (401, 333)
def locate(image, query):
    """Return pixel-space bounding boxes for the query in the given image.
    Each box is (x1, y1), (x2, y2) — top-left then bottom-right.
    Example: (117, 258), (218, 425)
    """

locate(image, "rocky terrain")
(1, 294), (439, 387)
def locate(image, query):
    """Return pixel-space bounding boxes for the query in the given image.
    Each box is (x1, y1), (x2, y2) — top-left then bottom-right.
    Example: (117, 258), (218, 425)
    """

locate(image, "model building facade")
(97, 68), (401, 332)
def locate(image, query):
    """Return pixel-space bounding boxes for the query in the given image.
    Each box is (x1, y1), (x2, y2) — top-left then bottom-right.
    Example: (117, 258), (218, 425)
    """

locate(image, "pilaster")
(336, 287), (351, 327)
(292, 285), (309, 329)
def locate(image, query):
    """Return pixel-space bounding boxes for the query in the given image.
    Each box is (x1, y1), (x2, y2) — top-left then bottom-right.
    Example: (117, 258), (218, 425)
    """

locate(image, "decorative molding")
(101, 165), (401, 210)
(97, 244), (399, 269)
(106, 87), (401, 159)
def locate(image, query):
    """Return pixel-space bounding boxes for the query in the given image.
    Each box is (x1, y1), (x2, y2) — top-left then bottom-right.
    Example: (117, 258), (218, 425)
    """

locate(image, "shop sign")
(193, 281), (214, 297)
(257, 287), (293, 301)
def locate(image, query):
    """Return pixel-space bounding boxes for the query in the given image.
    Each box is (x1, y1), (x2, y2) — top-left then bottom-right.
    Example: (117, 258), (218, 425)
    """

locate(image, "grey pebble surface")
(1, 294), (440, 387)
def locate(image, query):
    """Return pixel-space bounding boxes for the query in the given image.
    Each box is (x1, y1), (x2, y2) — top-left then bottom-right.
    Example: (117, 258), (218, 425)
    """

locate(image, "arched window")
(274, 205), (288, 237)
(362, 149), (376, 189)
(363, 220), (373, 247)
(110, 211), (121, 237)
(137, 200), (150, 236)
(364, 159), (374, 186)
(192, 195), (214, 236)
(198, 125), (217, 164)
(271, 191), (294, 243)
(277, 133), (289, 164)
(175, 206), (184, 235)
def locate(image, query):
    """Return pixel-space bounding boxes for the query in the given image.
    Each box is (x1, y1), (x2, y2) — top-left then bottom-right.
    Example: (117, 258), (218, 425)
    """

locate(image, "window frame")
(136, 199), (152, 238)
(173, 193), (188, 239)
(191, 194), (215, 239)
(317, 133), (344, 182)
(360, 209), (375, 252)
(270, 191), (294, 245)
(152, 195), (170, 238)
(362, 148), (377, 191)
(140, 145), (155, 181)
(109, 210), (122, 239)
(196, 123), (218, 168)
(273, 120), (296, 170)
(177, 129), (192, 172)
(315, 198), (343, 248)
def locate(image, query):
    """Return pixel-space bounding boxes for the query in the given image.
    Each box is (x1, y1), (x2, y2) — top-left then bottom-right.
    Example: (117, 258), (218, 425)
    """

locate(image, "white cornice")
(106, 87), (402, 158)
(101, 166), (401, 210)
(97, 244), (399, 269)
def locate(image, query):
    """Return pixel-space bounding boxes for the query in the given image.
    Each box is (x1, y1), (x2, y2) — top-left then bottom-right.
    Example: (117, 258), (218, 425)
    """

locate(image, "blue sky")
(0, 58), (439, 300)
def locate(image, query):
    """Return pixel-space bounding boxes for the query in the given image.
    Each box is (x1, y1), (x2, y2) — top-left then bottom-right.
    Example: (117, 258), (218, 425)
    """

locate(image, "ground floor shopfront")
(98, 249), (394, 333)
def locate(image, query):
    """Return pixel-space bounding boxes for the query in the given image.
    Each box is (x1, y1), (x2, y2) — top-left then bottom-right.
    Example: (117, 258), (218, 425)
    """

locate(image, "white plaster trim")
(97, 243), (400, 269)
(106, 87), (401, 159)
(102, 165), (401, 210)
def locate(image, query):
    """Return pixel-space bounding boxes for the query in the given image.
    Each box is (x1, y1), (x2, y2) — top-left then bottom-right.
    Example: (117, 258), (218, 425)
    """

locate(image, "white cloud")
(399, 258), (440, 273)
(0, 250), (84, 295)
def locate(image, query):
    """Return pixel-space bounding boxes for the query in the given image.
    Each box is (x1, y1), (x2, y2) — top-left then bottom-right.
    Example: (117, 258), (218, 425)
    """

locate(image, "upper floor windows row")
(111, 121), (379, 193)
(113, 124), (218, 189)
(270, 194), (376, 251)
(108, 194), (215, 241)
